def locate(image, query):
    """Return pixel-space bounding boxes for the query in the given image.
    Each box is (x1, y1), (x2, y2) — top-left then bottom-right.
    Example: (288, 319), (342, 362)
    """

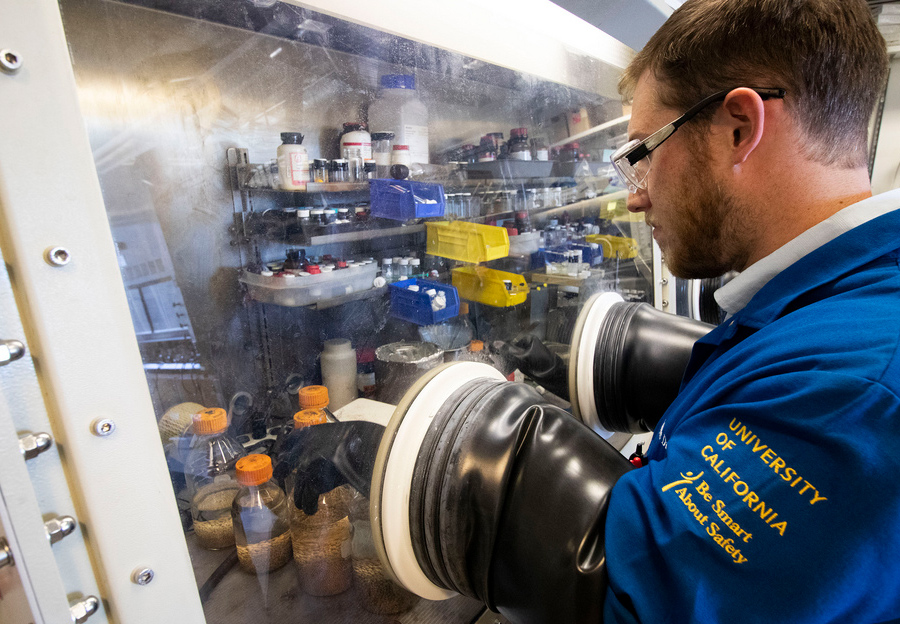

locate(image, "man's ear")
(719, 88), (766, 165)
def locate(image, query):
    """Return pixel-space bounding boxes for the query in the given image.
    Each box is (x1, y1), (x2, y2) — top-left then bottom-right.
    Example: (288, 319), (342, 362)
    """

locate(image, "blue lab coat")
(604, 206), (900, 623)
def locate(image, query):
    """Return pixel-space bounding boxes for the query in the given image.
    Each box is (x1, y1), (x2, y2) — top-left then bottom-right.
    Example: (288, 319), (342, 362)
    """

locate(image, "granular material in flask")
(193, 482), (240, 549)
(236, 531), (292, 573)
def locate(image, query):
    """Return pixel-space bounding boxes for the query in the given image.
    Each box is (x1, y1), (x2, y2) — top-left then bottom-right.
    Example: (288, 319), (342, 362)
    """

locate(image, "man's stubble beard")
(661, 170), (756, 280)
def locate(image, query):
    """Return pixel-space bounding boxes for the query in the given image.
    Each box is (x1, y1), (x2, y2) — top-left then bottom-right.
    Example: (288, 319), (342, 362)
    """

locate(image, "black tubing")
(593, 302), (713, 433)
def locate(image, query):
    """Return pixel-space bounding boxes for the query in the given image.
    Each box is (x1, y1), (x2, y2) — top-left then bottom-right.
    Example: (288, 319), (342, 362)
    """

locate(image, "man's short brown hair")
(619, 0), (888, 168)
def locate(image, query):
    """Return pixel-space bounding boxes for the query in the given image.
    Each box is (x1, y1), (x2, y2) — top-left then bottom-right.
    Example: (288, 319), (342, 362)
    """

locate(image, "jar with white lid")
(368, 74), (429, 164)
(339, 122), (372, 160)
(277, 133), (309, 191)
(391, 145), (411, 168)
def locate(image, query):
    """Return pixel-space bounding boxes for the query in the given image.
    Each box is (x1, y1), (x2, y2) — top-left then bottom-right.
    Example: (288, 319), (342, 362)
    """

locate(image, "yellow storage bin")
(452, 266), (528, 307)
(426, 221), (510, 263)
(585, 234), (639, 259)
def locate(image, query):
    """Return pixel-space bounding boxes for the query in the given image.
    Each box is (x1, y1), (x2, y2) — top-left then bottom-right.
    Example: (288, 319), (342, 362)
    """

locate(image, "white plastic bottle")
(320, 338), (358, 411)
(368, 75), (429, 164)
(277, 133), (309, 191)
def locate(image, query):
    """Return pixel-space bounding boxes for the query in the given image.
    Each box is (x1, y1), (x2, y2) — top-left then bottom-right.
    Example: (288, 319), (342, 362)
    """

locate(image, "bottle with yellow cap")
(289, 388), (352, 596)
(185, 407), (246, 550)
(231, 454), (292, 574)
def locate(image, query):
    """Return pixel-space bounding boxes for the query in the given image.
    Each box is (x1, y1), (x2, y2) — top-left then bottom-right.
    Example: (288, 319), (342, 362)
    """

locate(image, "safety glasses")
(611, 87), (786, 193)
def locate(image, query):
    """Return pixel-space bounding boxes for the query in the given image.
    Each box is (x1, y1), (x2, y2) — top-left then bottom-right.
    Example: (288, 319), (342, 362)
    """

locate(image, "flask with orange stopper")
(231, 453), (292, 574)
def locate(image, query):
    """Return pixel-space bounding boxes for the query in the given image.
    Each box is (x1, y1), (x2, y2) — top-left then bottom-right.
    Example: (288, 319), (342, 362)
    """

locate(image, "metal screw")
(45, 246), (71, 267)
(660, 278), (669, 285)
(131, 567), (154, 585)
(18, 432), (53, 459)
(0, 538), (14, 569)
(45, 515), (77, 544)
(662, 300), (669, 308)
(0, 339), (25, 366)
(90, 418), (116, 437)
(69, 595), (100, 623)
(0, 49), (22, 73)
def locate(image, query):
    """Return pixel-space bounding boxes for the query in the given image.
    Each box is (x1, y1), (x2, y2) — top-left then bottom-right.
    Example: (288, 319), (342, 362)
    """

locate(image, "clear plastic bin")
(240, 263), (378, 307)
(369, 179), (445, 220)
(426, 221), (510, 263)
(451, 266), (528, 307)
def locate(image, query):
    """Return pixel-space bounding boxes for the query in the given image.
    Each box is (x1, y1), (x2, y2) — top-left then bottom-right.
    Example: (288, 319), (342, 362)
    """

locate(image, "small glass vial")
(311, 208), (326, 226)
(381, 258), (394, 283)
(185, 408), (246, 550)
(398, 257), (410, 279)
(363, 160), (377, 180)
(337, 208), (351, 223)
(277, 132), (309, 191)
(409, 257), (421, 278)
(330, 159), (349, 183)
(371, 132), (394, 178)
(232, 454), (292, 574)
(312, 159), (329, 184)
(391, 145), (411, 168)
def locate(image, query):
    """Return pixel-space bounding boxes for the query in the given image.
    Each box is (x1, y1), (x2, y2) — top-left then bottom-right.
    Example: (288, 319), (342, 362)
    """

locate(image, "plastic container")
(340, 122), (372, 160)
(239, 263), (378, 307)
(321, 338), (357, 411)
(391, 145), (412, 168)
(368, 74), (429, 164)
(426, 221), (510, 263)
(277, 132), (309, 191)
(185, 407), (246, 550)
(389, 278), (460, 325)
(451, 266), (529, 307)
(368, 179), (445, 221)
(232, 454), (292, 574)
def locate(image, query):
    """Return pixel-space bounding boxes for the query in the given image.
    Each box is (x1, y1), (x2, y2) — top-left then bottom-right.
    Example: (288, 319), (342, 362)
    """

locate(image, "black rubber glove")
(273, 421), (385, 515)
(493, 335), (569, 400)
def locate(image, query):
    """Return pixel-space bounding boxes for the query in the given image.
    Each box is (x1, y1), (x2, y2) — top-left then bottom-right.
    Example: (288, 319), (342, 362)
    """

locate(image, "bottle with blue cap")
(368, 74), (429, 164)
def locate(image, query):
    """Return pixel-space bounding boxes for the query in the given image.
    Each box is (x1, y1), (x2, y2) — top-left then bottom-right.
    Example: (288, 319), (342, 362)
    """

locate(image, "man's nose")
(626, 188), (650, 213)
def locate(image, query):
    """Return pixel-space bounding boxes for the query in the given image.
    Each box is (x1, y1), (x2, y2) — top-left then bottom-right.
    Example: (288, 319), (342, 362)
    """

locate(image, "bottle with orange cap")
(289, 385), (352, 596)
(185, 407), (246, 550)
(231, 454), (292, 574)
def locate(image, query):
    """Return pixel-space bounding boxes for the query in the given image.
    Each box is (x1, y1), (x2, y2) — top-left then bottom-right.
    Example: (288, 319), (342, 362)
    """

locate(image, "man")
(604, 0), (900, 621)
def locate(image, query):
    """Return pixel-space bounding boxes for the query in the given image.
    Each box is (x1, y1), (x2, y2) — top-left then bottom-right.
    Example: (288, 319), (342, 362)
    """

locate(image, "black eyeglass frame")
(612, 87), (786, 189)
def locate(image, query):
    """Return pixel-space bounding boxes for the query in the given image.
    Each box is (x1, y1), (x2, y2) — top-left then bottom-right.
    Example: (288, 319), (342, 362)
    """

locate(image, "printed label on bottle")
(536, 149), (550, 161)
(289, 152), (309, 188)
(341, 141), (372, 159)
(404, 124), (429, 164)
(374, 152), (392, 166)
(509, 151), (532, 161)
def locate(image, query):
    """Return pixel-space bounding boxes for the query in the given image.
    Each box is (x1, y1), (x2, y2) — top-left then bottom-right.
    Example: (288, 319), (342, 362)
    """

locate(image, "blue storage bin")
(369, 179), (446, 220)
(389, 278), (460, 325)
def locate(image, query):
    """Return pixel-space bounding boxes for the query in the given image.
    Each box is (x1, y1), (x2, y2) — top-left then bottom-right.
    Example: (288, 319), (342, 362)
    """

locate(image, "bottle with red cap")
(508, 127), (532, 161)
(232, 453), (292, 574)
(185, 407), (246, 550)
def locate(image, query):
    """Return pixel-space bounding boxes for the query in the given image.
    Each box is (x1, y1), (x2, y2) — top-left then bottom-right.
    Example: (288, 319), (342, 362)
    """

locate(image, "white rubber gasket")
(380, 361), (505, 600)
(568, 292), (623, 439)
